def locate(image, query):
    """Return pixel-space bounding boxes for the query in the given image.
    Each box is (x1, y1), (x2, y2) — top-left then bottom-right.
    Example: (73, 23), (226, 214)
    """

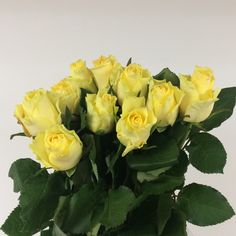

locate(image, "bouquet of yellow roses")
(1, 55), (236, 236)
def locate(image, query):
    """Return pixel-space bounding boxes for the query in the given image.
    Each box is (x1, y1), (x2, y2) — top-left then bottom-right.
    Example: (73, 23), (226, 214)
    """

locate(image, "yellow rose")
(86, 92), (118, 134)
(30, 124), (83, 171)
(147, 80), (184, 127)
(91, 55), (123, 91)
(51, 77), (81, 114)
(14, 89), (61, 137)
(116, 64), (151, 105)
(180, 66), (220, 123)
(191, 66), (215, 94)
(116, 97), (156, 156)
(70, 59), (97, 93)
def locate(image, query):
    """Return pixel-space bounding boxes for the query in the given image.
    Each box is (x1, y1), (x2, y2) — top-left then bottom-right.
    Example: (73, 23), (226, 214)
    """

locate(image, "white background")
(0, 0), (235, 235)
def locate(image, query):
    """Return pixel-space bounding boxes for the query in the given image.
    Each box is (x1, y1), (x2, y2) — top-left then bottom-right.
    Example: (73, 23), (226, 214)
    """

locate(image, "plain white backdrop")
(0, 0), (235, 235)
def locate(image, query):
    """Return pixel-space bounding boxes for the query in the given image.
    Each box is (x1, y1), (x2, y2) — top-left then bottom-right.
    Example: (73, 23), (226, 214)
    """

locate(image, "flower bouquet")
(1, 55), (236, 236)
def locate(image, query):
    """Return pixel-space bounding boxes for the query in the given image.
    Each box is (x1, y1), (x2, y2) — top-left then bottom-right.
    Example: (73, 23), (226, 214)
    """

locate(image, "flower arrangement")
(1, 55), (236, 236)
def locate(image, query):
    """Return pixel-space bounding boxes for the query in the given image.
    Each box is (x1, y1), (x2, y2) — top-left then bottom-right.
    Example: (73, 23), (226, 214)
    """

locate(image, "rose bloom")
(116, 96), (156, 156)
(30, 124), (83, 171)
(86, 91), (118, 134)
(14, 89), (61, 137)
(147, 80), (184, 127)
(50, 77), (81, 114)
(116, 63), (151, 105)
(70, 59), (97, 93)
(180, 66), (220, 123)
(91, 55), (123, 91)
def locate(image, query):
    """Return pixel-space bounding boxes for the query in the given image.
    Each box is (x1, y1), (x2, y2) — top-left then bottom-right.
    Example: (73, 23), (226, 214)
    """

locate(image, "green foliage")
(75, 105), (87, 133)
(157, 194), (174, 235)
(62, 106), (72, 129)
(118, 224), (157, 236)
(82, 133), (96, 162)
(178, 183), (235, 226)
(168, 122), (191, 148)
(54, 184), (106, 234)
(198, 87), (236, 131)
(161, 209), (187, 236)
(106, 144), (123, 174)
(19, 170), (66, 233)
(73, 88), (90, 132)
(2, 74), (236, 235)
(153, 68), (180, 87)
(127, 139), (179, 171)
(187, 133), (227, 173)
(101, 186), (136, 229)
(62, 102), (88, 133)
(117, 196), (158, 236)
(8, 158), (41, 192)
(2, 166), (66, 235)
(141, 175), (184, 195)
(137, 167), (171, 183)
(1, 206), (30, 236)
(165, 151), (189, 177)
(71, 157), (92, 190)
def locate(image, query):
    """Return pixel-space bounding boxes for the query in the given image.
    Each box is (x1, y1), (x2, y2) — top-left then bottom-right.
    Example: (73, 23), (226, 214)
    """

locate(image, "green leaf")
(8, 158), (41, 192)
(71, 157), (92, 190)
(141, 175), (184, 195)
(153, 68), (180, 87)
(168, 122), (191, 148)
(106, 144), (123, 174)
(74, 88), (89, 132)
(65, 167), (76, 178)
(118, 224), (157, 236)
(79, 88), (91, 108)
(161, 209), (187, 236)
(62, 106), (72, 130)
(19, 170), (65, 233)
(126, 57), (132, 66)
(105, 145), (125, 188)
(101, 186), (136, 229)
(93, 135), (110, 179)
(165, 151), (189, 177)
(137, 167), (171, 183)
(178, 183), (235, 226)
(157, 194), (174, 235)
(10, 132), (27, 140)
(198, 87), (236, 131)
(187, 133), (227, 173)
(82, 134), (96, 162)
(127, 139), (179, 171)
(75, 106), (87, 133)
(1, 206), (31, 236)
(117, 196), (158, 236)
(55, 184), (105, 234)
